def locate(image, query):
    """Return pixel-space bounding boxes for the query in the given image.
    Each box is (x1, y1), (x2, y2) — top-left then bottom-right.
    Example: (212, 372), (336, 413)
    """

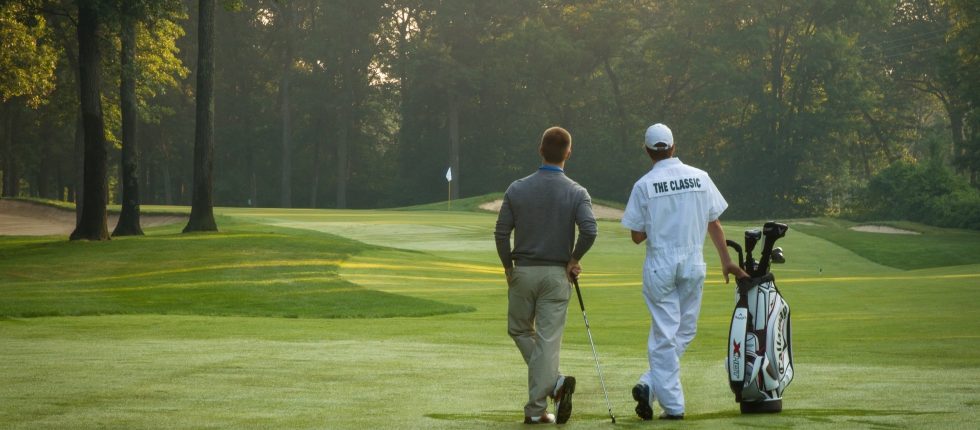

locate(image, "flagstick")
(448, 181), (452, 210)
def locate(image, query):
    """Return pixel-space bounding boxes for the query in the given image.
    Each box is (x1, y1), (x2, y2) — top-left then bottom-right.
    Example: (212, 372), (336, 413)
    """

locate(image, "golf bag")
(726, 273), (794, 413)
(725, 221), (793, 413)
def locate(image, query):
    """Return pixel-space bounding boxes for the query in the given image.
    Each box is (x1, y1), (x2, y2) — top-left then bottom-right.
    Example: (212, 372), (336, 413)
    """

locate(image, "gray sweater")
(494, 168), (598, 268)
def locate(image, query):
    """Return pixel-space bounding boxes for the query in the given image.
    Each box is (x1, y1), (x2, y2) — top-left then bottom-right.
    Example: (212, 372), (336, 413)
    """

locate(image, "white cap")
(644, 123), (674, 151)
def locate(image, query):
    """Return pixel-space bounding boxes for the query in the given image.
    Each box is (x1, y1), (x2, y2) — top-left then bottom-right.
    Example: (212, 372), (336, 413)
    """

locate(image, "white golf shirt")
(621, 158), (728, 299)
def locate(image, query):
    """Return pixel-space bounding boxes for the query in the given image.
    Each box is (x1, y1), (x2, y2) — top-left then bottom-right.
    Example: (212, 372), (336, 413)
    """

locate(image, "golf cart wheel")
(740, 399), (782, 414)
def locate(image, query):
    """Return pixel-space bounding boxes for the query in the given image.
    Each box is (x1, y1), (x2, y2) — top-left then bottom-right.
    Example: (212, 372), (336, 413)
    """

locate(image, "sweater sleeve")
(571, 190), (598, 261)
(494, 192), (515, 268)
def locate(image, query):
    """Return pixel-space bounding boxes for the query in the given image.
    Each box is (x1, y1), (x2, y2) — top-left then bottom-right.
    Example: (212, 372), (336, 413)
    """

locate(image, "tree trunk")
(163, 161), (173, 205)
(279, 2), (294, 208)
(948, 104), (966, 167)
(113, 14), (143, 236)
(37, 144), (51, 199)
(447, 90), (460, 201)
(279, 71), (292, 208)
(2, 103), (22, 198)
(335, 106), (348, 209)
(70, 1), (110, 241)
(1, 102), (13, 198)
(73, 111), (84, 224)
(603, 58), (628, 145)
(335, 74), (354, 210)
(141, 131), (152, 204)
(63, 39), (85, 223)
(310, 130), (322, 208)
(250, 170), (257, 207)
(184, 0), (218, 232)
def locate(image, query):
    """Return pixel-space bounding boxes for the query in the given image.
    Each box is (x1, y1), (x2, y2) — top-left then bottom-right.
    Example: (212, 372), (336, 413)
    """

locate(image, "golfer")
(622, 123), (746, 420)
(494, 126), (598, 424)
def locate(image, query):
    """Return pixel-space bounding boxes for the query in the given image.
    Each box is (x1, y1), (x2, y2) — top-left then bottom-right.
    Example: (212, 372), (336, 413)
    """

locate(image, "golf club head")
(746, 259), (758, 275)
(757, 222), (789, 275)
(762, 221), (789, 241)
(744, 229), (762, 255)
(772, 247), (785, 264)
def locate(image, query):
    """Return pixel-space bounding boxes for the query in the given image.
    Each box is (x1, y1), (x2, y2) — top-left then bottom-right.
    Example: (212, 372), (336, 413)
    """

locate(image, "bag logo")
(733, 340), (741, 358)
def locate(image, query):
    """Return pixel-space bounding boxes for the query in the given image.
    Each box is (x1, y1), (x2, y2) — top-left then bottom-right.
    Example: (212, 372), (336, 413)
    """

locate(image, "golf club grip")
(726, 240), (745, 271)
(573, 278), (586, 312)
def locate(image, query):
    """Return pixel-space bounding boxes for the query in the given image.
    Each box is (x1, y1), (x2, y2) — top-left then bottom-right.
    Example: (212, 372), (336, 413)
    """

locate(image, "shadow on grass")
(704, 408), (946, 428)
(426, 408), (947, 427)
(0, 221), (479, 319)
(426, 410), (617, 425)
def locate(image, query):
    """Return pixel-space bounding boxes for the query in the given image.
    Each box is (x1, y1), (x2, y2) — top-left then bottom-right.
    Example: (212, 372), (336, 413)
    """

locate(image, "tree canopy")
(1, 0), (978, 224)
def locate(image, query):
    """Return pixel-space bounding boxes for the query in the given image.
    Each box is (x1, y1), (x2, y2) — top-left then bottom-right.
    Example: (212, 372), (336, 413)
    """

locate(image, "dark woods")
(1, 0), (978, 229)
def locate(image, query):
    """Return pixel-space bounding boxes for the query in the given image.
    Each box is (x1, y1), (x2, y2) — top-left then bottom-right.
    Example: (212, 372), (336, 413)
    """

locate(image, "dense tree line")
(1, 0), (978, 229)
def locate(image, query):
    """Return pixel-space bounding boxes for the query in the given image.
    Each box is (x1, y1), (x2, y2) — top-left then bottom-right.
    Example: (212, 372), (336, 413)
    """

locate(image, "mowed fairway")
(2, 204), (979, 429)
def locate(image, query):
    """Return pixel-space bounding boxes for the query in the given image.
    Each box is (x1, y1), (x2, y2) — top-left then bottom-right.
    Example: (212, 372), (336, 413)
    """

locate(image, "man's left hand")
(722, 261), (749, 284)
(566, 259), (582, 281)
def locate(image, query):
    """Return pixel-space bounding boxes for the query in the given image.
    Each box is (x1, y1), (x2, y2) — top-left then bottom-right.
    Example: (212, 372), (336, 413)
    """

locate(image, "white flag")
(446, 167), (453, 182)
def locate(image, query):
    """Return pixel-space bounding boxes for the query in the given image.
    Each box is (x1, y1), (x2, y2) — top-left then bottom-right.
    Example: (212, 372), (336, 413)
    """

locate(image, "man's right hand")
(505, 266), (514, 283)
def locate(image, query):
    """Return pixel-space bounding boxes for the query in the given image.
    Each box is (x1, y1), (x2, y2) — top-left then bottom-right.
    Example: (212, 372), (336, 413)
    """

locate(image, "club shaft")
(583, 311), (614, 416)
(573, 278), (615, 421)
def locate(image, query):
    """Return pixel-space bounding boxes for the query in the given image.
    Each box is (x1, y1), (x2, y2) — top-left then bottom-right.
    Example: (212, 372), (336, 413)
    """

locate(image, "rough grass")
(792, 217), (980, 269)
(1, 207), (978, 429)
(0, 217), (471, 319)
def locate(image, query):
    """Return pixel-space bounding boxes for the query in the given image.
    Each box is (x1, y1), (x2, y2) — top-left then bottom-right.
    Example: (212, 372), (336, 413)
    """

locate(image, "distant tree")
(184, 0), (218, 232)
(0, 2), (59, 198)
(883, 0), (976, 181)
(319, 0), (386, 209)
(273, 0), (296, 208)
(70, 0), (110, 240)
(112, 0), (186, 236)
(947, 0), (980, 185)
(112, 1), (143, 236)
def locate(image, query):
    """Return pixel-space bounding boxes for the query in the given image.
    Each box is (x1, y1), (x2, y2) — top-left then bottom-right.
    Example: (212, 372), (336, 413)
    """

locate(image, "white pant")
(638, 250), (706, 416)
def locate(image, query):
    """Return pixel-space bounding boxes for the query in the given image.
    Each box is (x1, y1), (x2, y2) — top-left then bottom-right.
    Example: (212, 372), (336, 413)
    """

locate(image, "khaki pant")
(507, 265), (571, 416)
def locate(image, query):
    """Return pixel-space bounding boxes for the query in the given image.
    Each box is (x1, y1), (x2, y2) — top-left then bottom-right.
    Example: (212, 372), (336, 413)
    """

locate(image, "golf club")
(757, 222), (789, 275)
(772, 247), (785, 264)
(726, 239), (745, 271)
(744, 229), (762, 276)
(572, 276), (616, 424)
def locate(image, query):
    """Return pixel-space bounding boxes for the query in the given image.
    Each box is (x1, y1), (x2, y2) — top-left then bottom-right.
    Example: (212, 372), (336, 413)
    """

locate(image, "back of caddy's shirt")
(621, 158), (728, 253)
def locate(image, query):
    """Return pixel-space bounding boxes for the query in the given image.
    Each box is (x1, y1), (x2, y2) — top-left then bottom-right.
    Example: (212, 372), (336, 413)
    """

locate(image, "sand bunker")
(479, 199), (624, 221)
(849, 225), (920, 235)
(0, 199), (182, 236)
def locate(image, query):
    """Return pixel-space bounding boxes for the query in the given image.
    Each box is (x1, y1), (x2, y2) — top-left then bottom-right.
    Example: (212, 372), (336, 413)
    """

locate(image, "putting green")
(1, 205), (978, 428)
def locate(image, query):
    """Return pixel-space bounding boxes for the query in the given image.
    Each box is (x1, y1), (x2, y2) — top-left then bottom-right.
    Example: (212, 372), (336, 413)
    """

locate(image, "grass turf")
(0, 217), (470, 319)
(1, 204), (979, 428)
(792, 217), (980, 269)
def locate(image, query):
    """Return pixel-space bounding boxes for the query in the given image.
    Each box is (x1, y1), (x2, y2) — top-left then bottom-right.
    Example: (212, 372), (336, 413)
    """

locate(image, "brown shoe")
(524, 412), (556, 424)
